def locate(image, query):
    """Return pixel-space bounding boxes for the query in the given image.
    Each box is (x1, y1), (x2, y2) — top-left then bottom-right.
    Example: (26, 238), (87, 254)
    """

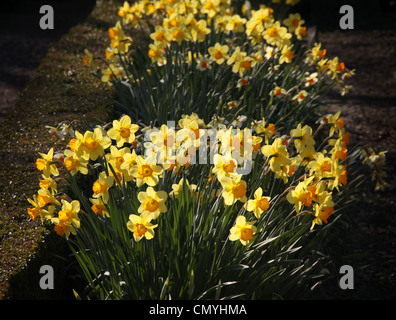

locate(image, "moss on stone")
(0, 0), (123, 299)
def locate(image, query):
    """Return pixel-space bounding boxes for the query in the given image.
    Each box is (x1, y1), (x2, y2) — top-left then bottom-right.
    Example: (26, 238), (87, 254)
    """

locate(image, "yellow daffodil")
(75, 128), (112, 161)
(150, 25), (172, 46)
(63, 149), (89, 176)
(229, 215), (257, 245)
(245, 187), (271, 218)
(290, 123), (315, 154)
(189, 19), (211, 42)
(130, 155), (163, 187)
(279, 45), (294, 64)
(92, 171), (115, 203)
(252, 117), (276, 143)
(286, 176), (316, 213)
(107, 115), (139, 148)
(169, 178), (197, 199)
(250, 7), (274, 25)
(326, 111), (345, 137)
(39, 176), (57, 194)
(90, 197), (109, 217)
(108, 21), (132, 53)
(307, 152), (333, 178)
(283, 13), (305, 32)
(106, 145), (133, 183)
(261, 137), (292, 173)
(328, 164), (348, 191)
(148, 43), (166, 65)
(227, 47), (253, 77)
(306, 42), (327, 63)
(328, 56), (345, 80)
(127, 212), (158, 241)
(225, 14), (247, 33)
(295, 25), (307, 40)
(51, 199), (81, 239)
(212, 153), (238, 178)
(245, 19), (264, 45)
(82, 49), (93, 66)
(138, 187), (168, 219)
(220, 174), (247, 206)
(120, 148), (139, 178)
(56, 199), (80, 227)
(200, 0), (221, 18)
(36, 148), (59, 178)
(263, 21), (292, 47)
(208, 42), (230, 64)
(310, 196), (335, 230)
(169, 25), (191, 45)
(27, 194), (55, 222)
(149, 124), (177, 155)
(37, 187), (61, 207)
(101, 63), (125, 84)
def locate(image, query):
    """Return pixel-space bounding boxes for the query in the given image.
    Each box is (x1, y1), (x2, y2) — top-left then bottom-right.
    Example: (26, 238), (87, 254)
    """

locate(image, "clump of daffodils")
(25, 0), (390, 300)
(27, 110), (360, 241)
(83, 0), (353, 104)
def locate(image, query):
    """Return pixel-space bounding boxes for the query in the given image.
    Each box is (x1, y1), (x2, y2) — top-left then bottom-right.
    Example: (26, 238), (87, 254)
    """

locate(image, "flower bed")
(24, 0), (388, 299)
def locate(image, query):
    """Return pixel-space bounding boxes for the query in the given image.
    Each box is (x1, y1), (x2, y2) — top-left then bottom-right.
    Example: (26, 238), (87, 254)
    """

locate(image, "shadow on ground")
(0, 0), (96, 121)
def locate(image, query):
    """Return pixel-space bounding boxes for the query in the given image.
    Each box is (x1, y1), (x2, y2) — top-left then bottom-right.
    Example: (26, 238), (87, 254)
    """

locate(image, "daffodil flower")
(63, 149), (89, 176)
(130, 155), (163, 187)
(245, 187), (271, 218)
(138, 187), (168, 219)
(208, 42), (229, 64)
(92, 171), (115, 203)
(212, 153), (238, 178)
(261, 138), (292, 173)
(220, 174), (247, 206)
(107, 115), (139, 148)
(51, 199), (81, 239)
(90, 198), (109, 217)
(229, 216), (257, 245)
(169, 178), (197, 199)
(75, 128), (112, 161)
(286, 176), (316, 213)
(290, 123), (315, 154)
(36, 148), (59, 178)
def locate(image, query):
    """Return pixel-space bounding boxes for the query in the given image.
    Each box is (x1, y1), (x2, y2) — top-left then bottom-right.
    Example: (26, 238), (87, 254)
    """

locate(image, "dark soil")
(0, 0), (97, 122)
(308, 1), (396, 299)
(0, 0), (395, 300)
